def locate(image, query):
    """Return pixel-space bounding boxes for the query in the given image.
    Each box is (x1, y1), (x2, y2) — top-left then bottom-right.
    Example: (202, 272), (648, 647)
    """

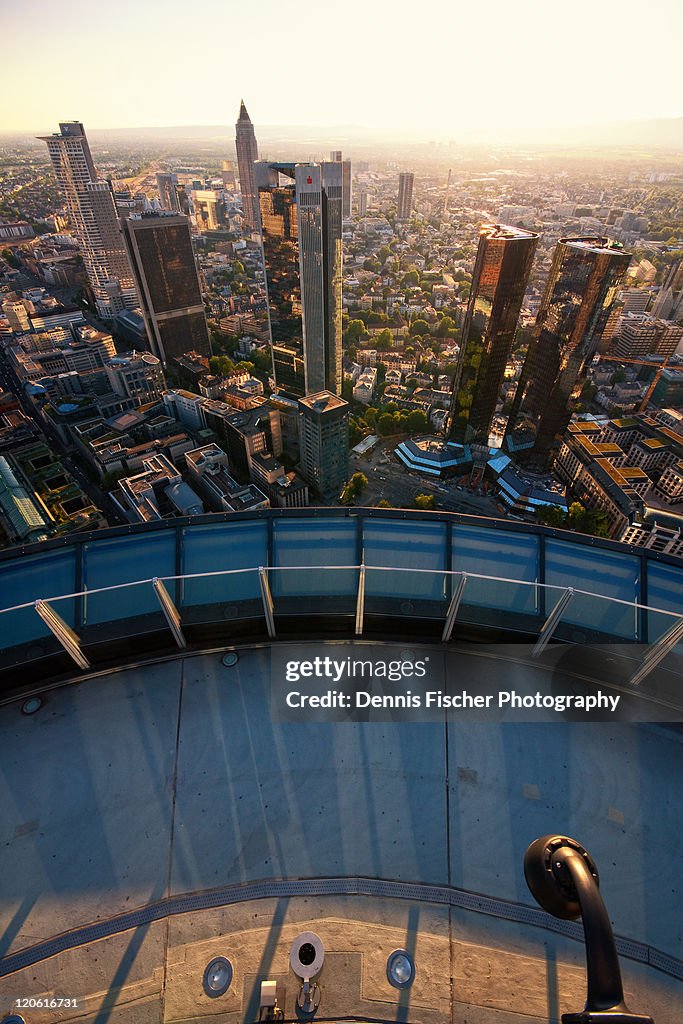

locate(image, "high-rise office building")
(330, 152), (352, 220)
(447, 225), (538, 448)
(120, 212), (211, 367)
(39, 122), (138, 319)
(156, 172), (180, 212)
(235, 100), (259, 233)
(505, 237), (631, 468)
(256, 161), (342, 398)
(397, 172), (414, 221)
(651, 260), (683, 322)
(358, 190), (368, 218)
(221, 160), (236, 189)
(342, 160), (352, 219)
(298, 391), (349, 499)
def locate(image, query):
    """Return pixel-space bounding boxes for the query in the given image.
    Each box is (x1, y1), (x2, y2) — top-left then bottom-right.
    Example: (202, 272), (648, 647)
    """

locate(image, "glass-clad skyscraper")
(121, 212), (211, 367)
(39, 121), (138, 319)
(257, 161), (342, 398)
(505, 237), (631, 468)
(447, 224), (538, 448)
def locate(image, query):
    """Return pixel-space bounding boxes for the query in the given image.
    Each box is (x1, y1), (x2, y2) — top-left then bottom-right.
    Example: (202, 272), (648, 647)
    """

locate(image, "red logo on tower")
(307, 176), (313, 184)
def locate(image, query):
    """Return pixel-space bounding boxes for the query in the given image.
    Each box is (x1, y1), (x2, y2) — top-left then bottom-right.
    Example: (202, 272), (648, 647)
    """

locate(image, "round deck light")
(386, 949), (415, 989)
(221, 652), (239, 667)
(203, 956), (233, 997)
(21, 696), (43, 715)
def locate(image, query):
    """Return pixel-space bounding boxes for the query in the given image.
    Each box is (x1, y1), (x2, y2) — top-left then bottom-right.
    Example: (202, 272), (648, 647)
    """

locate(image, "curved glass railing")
(0, 510), (682, 687)
(1, 563), (682, 692)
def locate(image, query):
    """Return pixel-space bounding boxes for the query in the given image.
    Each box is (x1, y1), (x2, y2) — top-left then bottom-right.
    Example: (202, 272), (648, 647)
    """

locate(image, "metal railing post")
(152, 578), (186, 649)
(259, 567), (276, 639)
(442, 573), (467, 642)
(355, 563), (366, 636)
(629, 614), (683, 687)
(34, 599), (91, 671)
(532, 587), (574, 656)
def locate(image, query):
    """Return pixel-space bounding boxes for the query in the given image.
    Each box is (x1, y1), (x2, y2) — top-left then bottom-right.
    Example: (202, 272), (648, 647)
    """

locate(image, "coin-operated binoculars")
(524, 835), (654, 1024)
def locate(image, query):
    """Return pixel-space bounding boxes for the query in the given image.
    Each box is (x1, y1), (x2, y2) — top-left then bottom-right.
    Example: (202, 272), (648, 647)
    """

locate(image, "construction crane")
(596, 352), (674, 412)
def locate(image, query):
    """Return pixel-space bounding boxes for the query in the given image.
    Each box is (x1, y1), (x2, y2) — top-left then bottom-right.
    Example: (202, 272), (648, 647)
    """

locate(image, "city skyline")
(2, 0), (683, 142)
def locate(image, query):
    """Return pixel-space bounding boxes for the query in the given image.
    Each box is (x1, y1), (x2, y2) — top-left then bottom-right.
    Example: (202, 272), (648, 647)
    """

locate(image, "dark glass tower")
(504, 237), (631, 468)
(447, 224), (538, 448)
(257, 162), (342, 398)
(235, 100), (260, 234)
(120, 212), (211, 367)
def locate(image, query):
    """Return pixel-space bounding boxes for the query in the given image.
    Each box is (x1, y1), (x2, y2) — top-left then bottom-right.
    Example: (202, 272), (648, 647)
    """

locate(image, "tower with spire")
(235, 100), (260, 234)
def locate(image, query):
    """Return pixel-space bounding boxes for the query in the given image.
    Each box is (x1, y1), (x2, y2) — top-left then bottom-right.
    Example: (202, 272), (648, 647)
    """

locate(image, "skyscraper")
(505, 237), (631, 468)
(650, 259), (683, 322)
(40, 122), (138, 319)
(342, 160), (352, 219)
(156, 172), (180, 212)
(397, 172), (414, 221)
(298, 391), (349, 499)
(447, 224), (538, 448)
(330, 152), (352, 219)
(256, 161), (342, 398)
(235, 100), (260, 234)
(120, 212), (211, 367)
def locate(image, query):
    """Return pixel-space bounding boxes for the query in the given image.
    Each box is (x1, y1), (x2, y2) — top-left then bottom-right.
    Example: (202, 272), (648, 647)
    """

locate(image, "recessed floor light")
(387, 948), (415, 989)
(21, 696), (43, 715)
(203, 956), (233, 997)
(221, 652), (239, 667)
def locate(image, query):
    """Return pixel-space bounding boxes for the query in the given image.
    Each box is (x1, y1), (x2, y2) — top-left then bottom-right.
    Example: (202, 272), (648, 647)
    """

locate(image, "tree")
(410, 318), (430, 336)
(401, 270), (420, 287)
(407, 409), (428, 433)
(232, 260), (245, 275)
(536, 504), (566, 528)
(378, 412), (397, 435)
(435, 315), (458, 338)
(341, 472), (369, 503)
(414, 493), (436, 510)
(377, 499), (392, 508)
(364, 406), (379, 428)
(375, 328), (393, 351)
(209, 354), (236, 376)
(346, 319), (367, 342)
(567, 502), (610, 538)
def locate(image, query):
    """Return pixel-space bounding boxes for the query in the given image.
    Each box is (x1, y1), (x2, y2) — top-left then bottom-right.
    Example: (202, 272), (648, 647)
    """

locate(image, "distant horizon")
(3, 114), (683, 152)
(3, 0), (682, 141)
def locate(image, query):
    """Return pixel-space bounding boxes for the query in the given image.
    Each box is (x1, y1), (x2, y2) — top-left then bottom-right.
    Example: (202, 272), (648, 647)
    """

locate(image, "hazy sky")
(2, 0), (682, 139)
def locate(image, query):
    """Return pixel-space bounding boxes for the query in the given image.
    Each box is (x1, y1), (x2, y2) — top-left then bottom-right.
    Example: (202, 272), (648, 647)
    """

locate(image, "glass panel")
(552, 590), (638, 641)
(272, 519), (357, 598)
(362, 519), (447, 571)
(365, 566), (449, 617)
(645, 607), (682, 645)
(646, 561), (683, 616)
(0, 547), (77, 646)
(457, 575), (547, 633)
(452, 525), (540, 613)
(180, 522), (267, 611)
(273, 517), (356, 565)
(545, 540), (640, 635)
(271, 566), (357, 617)
(83, 533), (176, 624)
